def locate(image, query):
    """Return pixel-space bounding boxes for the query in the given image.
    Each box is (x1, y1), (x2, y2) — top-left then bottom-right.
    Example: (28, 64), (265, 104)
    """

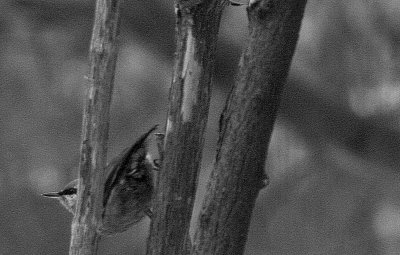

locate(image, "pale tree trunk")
(69, 0), (122, 254)
(191, 0), (307, 254)
(146, 0), (227, 254)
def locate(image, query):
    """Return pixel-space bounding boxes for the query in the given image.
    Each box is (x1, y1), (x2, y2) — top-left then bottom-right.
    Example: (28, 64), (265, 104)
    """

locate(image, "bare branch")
(191, 0), (307, 254)
(146, 0), (227, 254)
(69, 0), (122, 254)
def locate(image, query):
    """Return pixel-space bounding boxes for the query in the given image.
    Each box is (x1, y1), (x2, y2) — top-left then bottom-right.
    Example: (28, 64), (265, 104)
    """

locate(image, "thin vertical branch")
(191, 0), (307, 254)
(146, 0), (227, 254)
(69, 0), (122, 254)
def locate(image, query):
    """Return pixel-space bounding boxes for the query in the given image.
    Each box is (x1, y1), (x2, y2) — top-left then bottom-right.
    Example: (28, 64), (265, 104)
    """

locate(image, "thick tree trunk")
(191, 0), (307, 254)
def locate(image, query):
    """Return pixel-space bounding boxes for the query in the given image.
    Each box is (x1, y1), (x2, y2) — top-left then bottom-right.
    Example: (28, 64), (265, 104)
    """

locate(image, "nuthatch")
(42, 125), (158, 235)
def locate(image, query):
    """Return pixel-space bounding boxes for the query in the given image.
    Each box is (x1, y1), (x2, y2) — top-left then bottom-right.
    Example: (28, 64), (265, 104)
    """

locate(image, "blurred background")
(0, 0), (399, 254)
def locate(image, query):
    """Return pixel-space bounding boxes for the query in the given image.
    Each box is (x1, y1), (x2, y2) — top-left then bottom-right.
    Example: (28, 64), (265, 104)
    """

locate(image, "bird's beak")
(42, 192), (61, 198)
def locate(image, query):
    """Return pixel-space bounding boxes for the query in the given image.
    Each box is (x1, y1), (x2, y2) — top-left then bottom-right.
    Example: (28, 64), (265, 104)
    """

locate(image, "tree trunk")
(69, 0), (121, 254)
(146, 0), (226, 254)
(191, 0), (307, 254)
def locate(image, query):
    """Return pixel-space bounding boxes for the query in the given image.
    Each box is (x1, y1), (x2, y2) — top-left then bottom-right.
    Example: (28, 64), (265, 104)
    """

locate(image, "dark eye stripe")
(61, 188), (77, 195)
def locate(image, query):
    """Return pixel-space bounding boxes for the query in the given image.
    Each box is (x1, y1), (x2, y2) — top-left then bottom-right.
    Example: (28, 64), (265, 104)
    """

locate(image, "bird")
(42, 125), (158, 235)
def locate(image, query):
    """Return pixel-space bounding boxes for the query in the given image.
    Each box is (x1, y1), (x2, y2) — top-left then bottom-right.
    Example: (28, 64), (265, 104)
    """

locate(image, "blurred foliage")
(0, 0), (400, 254)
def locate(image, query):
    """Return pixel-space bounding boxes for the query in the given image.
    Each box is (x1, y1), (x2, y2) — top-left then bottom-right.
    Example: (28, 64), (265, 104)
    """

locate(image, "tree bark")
(69, 0), (121, 254)
(191, 0), (307, 254)
(146, 0), (226, 254)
